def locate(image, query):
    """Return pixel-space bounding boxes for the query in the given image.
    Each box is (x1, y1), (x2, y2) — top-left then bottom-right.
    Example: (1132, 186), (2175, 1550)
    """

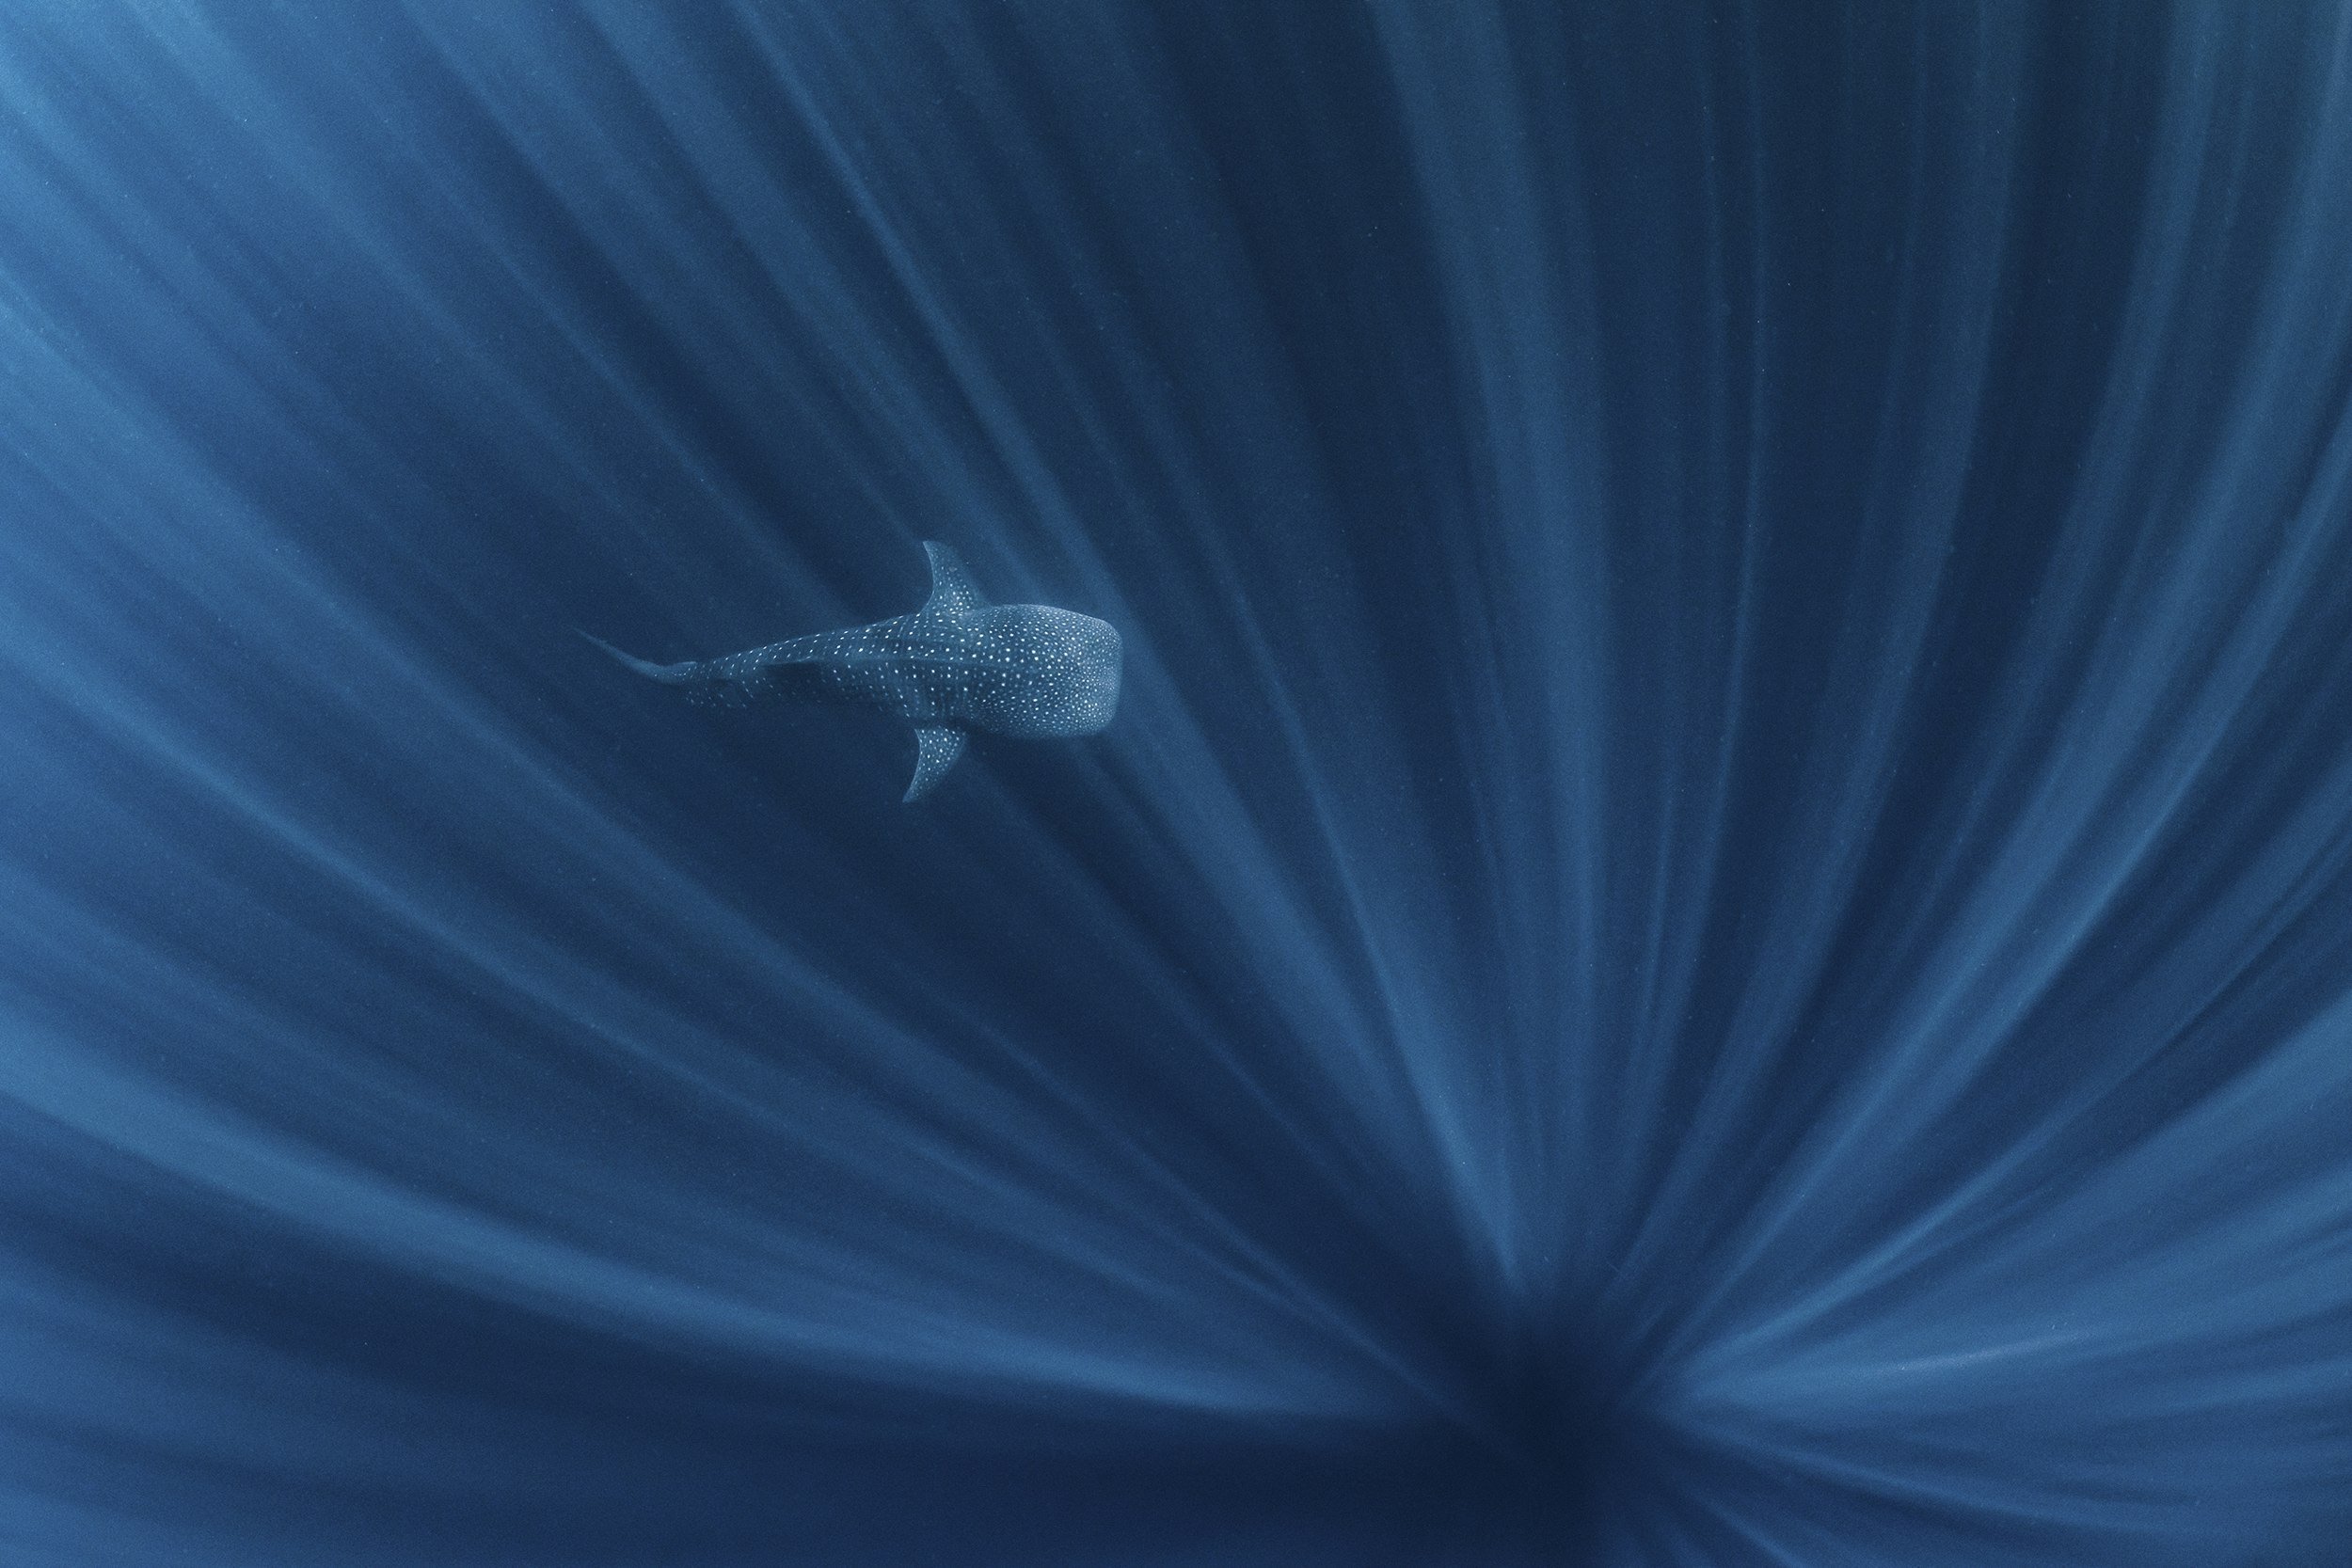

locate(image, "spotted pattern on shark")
(583, 542), (1120, 800)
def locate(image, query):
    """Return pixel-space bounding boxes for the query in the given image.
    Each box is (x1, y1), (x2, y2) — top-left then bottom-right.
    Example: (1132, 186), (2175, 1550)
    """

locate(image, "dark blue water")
(4, 5), (2350, 1563)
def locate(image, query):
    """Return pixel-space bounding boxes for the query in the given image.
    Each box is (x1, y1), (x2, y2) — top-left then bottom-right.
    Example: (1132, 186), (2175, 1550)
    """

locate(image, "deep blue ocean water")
(4, 4), (2350, 1563)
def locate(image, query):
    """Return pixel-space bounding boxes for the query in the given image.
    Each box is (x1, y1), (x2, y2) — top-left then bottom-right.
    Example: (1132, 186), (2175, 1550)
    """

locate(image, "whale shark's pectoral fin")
(921, 542), (991, 617)
(904, 724), (968, 802)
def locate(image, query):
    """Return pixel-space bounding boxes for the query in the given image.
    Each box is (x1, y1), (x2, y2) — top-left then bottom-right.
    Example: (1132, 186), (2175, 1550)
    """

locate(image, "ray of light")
(2, 2), (2349, 1563)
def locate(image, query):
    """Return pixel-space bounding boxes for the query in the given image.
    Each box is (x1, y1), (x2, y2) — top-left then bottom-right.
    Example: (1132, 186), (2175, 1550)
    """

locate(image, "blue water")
(4, 5), (2350, 1563)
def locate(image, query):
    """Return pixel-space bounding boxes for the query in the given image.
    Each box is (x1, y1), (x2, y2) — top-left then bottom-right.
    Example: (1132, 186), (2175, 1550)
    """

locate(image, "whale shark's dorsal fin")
(920, 542), (990, 618)
(905, 724), (967, 801)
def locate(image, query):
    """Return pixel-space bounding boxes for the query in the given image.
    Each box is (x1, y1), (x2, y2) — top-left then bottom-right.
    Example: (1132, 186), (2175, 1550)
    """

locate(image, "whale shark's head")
(1061, 611), (1122, 735)
(977, 605), (1121, 738)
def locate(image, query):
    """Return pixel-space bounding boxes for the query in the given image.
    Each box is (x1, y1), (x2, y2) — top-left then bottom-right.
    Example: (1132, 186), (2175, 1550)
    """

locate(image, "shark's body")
(586, 542), (1120, 800)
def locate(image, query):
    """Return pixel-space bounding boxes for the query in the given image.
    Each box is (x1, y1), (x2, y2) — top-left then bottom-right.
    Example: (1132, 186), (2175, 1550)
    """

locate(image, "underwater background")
(4, 3), (2351, 1563)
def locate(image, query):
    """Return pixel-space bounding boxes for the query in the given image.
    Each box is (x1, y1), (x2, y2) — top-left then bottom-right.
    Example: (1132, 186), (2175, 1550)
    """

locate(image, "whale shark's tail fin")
(577, 629), (700, 685)
(580, 629), (811, 708)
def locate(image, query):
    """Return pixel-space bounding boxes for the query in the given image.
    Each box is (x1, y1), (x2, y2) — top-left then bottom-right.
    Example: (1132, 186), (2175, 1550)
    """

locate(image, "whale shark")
(584, 542), (1120, 800)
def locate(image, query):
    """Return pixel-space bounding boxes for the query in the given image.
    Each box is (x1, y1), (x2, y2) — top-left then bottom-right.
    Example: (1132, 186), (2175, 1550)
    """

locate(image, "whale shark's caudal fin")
(577, 630), (700, 685)
(905, 724), (967, 801)
(920, 542), (990, 617)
